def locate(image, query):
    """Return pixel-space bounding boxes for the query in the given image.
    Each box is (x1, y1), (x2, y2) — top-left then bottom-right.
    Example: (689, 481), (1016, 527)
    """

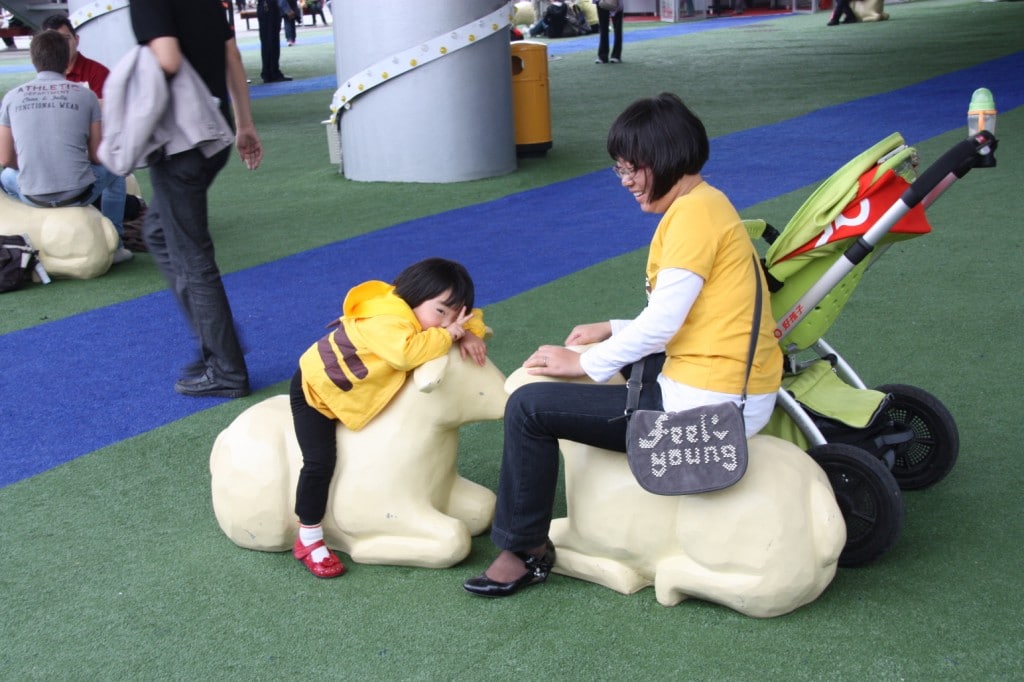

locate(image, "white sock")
(299, 524), (330, 562)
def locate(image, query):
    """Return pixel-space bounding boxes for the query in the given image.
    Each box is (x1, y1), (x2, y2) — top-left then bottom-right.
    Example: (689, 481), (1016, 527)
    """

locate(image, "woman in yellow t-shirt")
(464, 93), (783, 599)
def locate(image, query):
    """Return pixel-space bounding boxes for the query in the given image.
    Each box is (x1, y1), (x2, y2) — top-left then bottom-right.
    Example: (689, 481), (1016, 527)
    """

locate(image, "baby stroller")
(745, 125), (999, 567)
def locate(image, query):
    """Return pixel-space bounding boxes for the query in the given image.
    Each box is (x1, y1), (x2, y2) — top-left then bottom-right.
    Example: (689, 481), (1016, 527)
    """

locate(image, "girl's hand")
(458, 333), (488, 366)
(523, 345), (585, 378)
(444, 307), (474, 341)
(564, 321), (612, 346)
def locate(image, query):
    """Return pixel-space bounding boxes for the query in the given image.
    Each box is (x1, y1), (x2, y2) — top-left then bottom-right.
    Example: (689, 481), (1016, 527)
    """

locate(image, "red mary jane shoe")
(293, 538), (346, 579)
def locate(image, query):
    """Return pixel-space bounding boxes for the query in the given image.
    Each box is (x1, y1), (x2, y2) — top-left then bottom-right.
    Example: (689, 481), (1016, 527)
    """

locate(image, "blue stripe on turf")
(1, 50), (1020, 487)
(247, 15), (791, 98)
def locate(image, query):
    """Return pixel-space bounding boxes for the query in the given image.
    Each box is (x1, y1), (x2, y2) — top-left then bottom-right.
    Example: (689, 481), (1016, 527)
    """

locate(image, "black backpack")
(543, 2), (569, 37)
(0, 235), (41, 293)
(563, 4), (593, 36)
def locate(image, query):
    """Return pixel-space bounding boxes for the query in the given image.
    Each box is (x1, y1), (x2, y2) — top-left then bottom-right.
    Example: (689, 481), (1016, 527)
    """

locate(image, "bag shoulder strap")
(738, 254), (764, 407)
(624, 255), (764, 418)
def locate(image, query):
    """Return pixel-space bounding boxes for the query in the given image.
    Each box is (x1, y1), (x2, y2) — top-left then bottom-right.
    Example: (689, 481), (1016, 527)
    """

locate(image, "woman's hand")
(458, 333), (487, 366)
(564, 321), (612, 346)
(523, 345), (585, 377)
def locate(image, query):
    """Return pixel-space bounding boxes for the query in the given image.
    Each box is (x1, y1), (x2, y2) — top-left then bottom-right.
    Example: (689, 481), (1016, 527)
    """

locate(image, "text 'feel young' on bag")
(623, 255), (764, 495)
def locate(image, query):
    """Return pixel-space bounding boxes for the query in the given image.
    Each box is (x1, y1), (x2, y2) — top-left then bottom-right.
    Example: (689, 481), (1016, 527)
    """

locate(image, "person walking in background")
(129, 0), (264, 398)
(594, 0), (623, 64)
(256, 0), (293, 82)
(283, 0), (300, 46)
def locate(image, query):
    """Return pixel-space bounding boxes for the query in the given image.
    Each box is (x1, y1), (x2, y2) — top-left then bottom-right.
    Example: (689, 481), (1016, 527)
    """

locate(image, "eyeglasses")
(611, 164), (640, 180)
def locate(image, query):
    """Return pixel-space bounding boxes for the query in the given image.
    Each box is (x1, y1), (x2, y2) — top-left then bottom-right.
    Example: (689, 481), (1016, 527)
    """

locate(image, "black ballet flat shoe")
(463, 542), (556, 598)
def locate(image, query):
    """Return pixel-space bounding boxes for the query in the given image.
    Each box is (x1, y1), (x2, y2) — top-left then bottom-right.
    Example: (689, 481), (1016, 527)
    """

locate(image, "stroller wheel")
(808, 443), (904, 568)
(875, 383), (960, 490)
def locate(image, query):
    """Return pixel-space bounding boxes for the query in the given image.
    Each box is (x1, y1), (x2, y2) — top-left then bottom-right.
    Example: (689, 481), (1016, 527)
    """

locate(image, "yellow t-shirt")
(646, 182), (782, 395)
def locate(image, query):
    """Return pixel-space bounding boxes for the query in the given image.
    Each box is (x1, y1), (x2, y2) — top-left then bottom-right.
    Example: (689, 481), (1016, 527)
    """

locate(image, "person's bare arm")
(87, 119), (102, 164)
(145, 35), (182, 75)
(225, 37), (262, 170)
(0, 125), (17, 169)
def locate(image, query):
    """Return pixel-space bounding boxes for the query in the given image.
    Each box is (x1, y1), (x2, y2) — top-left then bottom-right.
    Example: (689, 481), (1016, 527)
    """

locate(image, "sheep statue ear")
(413, 352), (450, 393)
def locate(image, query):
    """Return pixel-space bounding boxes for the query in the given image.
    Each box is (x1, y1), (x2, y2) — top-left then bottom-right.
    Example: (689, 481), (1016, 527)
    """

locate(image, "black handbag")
(623, 255), (764, 495)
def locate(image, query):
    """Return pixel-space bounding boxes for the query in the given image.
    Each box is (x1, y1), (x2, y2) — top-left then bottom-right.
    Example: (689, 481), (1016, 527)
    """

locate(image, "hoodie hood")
(342, 280), (420, 329)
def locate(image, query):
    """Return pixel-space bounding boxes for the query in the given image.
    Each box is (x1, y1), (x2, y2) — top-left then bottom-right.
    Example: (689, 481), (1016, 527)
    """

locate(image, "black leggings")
(290, 369), (339, 525)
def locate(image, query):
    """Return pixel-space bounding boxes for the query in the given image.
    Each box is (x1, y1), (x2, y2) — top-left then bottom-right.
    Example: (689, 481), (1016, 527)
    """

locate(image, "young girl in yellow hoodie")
(290, 258), (488, 578)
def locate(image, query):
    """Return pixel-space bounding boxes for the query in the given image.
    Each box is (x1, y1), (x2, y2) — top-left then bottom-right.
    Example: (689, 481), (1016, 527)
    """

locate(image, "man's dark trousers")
(257, 0), (284, 81)
(143, 147), (249, 388)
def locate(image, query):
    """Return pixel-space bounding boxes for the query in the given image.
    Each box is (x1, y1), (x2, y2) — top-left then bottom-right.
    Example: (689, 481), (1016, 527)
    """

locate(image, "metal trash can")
(510, 41), (552, 157)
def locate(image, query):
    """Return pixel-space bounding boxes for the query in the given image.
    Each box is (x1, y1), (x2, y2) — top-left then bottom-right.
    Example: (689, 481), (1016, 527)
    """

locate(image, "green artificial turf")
(2, 2), (1023, 679)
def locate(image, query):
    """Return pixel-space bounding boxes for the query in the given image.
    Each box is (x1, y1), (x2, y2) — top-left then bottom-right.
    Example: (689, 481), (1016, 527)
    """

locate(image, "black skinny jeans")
(491, 355), (664, 552)
(290, 369), (339, 525)
(144, 146), (247, 386)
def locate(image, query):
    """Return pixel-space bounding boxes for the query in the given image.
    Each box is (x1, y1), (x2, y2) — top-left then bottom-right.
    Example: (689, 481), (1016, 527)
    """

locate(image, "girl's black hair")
(606, 92), (710, 202)
(393, 257), (475, 311)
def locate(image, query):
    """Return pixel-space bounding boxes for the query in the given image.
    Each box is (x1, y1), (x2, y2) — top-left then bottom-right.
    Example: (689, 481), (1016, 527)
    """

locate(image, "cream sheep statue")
(852, 0), (889, 21)
(513, 1), (536, 27)
(0, 192), (118, 280)
(210, 348), (507, 569)
(505, 369), (846, 618)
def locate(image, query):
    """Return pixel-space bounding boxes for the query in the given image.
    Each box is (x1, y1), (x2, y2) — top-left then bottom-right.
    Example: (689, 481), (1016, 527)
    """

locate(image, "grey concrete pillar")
(333, 0), (516, 183)
(69, 0), (136, 70)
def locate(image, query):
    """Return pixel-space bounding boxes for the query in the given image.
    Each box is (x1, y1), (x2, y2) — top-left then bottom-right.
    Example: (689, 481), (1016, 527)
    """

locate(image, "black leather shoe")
(463, 542), (555, 598)
(180, 359), (207, 379)
(174, 368), (250, 399)
(262, 75), (293, 83)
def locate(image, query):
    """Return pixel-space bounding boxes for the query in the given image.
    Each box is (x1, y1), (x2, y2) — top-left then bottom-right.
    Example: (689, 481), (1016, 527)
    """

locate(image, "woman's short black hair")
(393, 257), (475, 311)
(606, 92), (710, 202)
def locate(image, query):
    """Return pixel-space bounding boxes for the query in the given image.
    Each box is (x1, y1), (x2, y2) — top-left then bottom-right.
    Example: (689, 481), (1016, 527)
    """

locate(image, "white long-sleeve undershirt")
(579, 267), (701, 383)
(578, 267), (776, 434)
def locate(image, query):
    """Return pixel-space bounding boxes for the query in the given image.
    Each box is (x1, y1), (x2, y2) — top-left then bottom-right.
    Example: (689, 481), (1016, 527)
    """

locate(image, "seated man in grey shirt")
(0, 30), (130, 263)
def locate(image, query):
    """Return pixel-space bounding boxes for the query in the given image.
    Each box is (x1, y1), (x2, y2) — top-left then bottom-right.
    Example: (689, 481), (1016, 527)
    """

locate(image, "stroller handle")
(904, 130), (998, 210)
(772, 130), (999, 347)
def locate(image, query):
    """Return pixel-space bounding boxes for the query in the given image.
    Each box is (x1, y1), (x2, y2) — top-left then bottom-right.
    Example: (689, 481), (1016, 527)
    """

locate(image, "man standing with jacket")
(130, 0), (264, 398)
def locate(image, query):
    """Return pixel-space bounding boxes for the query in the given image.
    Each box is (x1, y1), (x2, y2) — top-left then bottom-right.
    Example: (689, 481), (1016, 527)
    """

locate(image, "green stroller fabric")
(762, 360), (887, 449)
(762, 133), (929, 351)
